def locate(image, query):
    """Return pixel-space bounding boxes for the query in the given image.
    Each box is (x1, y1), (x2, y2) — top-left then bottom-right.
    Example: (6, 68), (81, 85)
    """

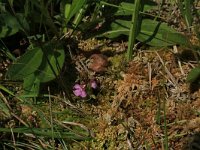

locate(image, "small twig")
(56, 119), (94, 137)
(148, 62), (152, 90)
(156, 52), (178, 87)
(172, 45), (185, 75)
(127, 137), (134, 150)
(78, 57), (90, 74)
(67, 45), (73, 60)
(10, 127), (16, 150)
(159, 71), (174, 87)
(10, 112), (29, 127)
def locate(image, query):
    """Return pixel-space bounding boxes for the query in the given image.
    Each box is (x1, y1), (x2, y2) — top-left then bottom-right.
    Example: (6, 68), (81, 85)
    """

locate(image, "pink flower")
(73, 84), (87, 98)
(90, 80), (98, 89)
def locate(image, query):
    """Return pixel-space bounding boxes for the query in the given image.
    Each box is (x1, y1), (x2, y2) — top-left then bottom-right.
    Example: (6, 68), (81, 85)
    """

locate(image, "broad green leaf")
(6, 47), (43, 80)
(0, 13), (21, 38)
(115, 1), (157, 16)
(99, 20), (129, 38)
(35, 47), (65, 82)
(138, 19), (190, 46)
(65, 0), (86, 23)
(23, 74), (40, 96)
(162, 32), (191, 46)
(60, 0), (71, 19)
(64, 1), (71, 19)
(99, 19), (190, 47)
(0, 13), (28, 38)
(186, 67), (200, 83)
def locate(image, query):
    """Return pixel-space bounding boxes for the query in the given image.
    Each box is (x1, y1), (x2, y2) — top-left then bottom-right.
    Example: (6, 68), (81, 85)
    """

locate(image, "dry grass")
(79, 44), (200, 149)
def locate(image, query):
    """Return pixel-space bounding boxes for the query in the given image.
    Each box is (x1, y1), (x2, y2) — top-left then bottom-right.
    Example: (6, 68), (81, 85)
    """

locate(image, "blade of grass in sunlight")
(126, 0), (143, 61)
(72, 4), (88, 29)
(0, 84), (15, 96)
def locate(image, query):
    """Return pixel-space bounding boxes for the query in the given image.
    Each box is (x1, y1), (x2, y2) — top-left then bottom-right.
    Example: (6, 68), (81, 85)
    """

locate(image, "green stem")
(126, 0), (143, 61)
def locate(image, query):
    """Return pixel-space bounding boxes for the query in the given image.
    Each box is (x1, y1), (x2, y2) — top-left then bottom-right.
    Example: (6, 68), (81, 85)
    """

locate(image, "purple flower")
(90, 80), (98, 89)
(73, 84), (87, 98)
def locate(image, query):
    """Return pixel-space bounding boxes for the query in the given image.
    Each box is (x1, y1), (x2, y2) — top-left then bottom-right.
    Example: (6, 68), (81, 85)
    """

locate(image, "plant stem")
(126, 0), (143, 61)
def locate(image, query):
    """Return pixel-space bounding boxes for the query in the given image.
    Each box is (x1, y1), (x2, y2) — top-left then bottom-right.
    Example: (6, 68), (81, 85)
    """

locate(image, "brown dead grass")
(80, 45), (200, 149)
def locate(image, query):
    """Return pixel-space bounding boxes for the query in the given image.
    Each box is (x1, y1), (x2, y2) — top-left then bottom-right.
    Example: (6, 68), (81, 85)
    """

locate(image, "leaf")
(138, 19), (190, 46)
(16, 13), (30, 32)
(35, 46), (65, 82)
(99, 19), (190, 47)
(23, 74), (40, 96)
(178, 0), (193, 28)
(0, 84), (15, 96)
(99, 20), (129, 38)
(184, 0), (193, 27)
(0, 13), (28, 38)
(0, 13), (21, 38)
(64, 0), (87, 23)
(186, 67), (200, 83)
(115, 1), (157, 16)
(6, 47), (43, 80)
(162, 32), (191, 46)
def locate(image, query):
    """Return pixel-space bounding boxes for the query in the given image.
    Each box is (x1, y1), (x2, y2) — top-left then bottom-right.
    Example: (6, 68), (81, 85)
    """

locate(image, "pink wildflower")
(90, 80), (98, 89)
(73, 84), (87, 98)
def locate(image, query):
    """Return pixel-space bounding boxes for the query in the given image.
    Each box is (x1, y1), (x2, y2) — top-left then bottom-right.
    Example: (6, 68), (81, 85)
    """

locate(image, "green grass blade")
(184, 0), (193, 29)
(127, 0), (143, 61)
(72, 4), (88, 29)
(0, 84), (15, 96)
(177, 0), (193, 30)
(0, 127), (90, 140)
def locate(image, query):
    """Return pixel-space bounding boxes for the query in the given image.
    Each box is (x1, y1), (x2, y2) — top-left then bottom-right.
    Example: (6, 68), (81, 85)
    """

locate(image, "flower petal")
(91, 80), (97, 89)
(80, 90), (87, 98)
(73, 89), (81, 96)
(73, 84), (81, 90)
